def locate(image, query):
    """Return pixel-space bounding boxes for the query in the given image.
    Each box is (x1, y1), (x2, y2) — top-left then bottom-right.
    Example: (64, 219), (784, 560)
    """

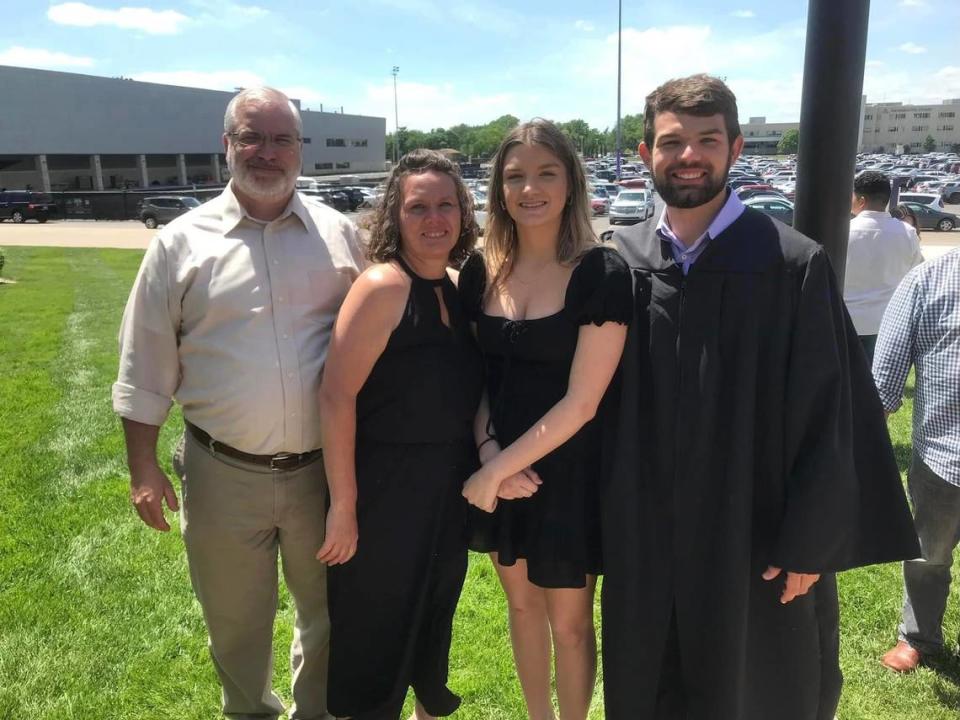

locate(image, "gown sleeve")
(564, 246), (633, 326)
(458, 251), (486, 322)
(775, 247), (919, 573)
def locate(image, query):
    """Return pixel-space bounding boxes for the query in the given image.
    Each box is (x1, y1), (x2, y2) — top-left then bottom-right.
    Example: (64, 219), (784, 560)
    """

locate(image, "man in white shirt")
(843, 171), (923, 362)
(113, 87), (364, 720)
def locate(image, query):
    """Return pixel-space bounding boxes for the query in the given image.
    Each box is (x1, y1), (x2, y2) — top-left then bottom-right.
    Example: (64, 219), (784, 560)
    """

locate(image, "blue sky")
(1, 0), (958, 131)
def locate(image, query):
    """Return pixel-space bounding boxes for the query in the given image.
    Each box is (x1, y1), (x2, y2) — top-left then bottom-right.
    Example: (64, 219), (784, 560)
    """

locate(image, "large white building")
(0, 65), (386, 192)
(736, 99), (960, 156)
(861, 99), (960, 153)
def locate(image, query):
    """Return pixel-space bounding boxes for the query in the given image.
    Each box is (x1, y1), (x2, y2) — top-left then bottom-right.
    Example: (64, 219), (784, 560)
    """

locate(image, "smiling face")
(639, 111), (743, 209)
(398, 170), (462, 263)
(501, 142), (569, 231)
(224, 99), (301, 204)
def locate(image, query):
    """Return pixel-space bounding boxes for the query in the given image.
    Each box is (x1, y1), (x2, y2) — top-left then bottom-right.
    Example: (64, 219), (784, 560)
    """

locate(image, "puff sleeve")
(458, 251), (486, 322)
(564, 246), (633, 326)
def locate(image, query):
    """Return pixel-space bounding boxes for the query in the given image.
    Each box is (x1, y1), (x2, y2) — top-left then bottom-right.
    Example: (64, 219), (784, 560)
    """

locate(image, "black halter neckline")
(396, 255), (447, 287)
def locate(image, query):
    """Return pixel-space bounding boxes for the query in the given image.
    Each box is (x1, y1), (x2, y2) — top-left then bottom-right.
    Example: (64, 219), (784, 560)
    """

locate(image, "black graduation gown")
(601, 208), (920, 720)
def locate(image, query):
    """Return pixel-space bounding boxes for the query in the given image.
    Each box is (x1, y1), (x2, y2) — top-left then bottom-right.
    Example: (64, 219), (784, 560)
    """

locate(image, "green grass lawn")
(1, 246), (958, 719)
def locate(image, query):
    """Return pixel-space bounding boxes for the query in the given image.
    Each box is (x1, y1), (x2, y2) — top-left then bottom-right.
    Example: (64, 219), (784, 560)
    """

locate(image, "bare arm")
(463, 320), (627, 511)
(316, 265), (407, 565)
(121, 417), (179, 531)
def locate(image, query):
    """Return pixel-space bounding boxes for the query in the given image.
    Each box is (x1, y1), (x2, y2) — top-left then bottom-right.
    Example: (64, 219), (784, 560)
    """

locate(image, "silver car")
(609, 190), (655, 225)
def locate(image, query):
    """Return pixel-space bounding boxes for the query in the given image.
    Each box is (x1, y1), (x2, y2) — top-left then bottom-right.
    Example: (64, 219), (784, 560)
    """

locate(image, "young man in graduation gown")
(602, 74), (920, 720)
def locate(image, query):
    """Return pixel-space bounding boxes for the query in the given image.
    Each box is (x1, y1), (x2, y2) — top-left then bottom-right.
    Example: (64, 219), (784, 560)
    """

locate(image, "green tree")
(923, 134), (937, 152)
(777, 129), (800, 155)
(618, 114), (646, 153)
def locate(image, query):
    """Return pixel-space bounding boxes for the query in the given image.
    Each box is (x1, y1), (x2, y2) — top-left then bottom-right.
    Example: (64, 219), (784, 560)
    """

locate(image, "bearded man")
(113, 87), (364, 720)
(602, 74), (919, 720)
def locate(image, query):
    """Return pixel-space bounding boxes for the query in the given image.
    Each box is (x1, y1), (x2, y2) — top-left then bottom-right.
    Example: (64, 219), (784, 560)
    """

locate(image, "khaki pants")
(175, 431), (333, 720)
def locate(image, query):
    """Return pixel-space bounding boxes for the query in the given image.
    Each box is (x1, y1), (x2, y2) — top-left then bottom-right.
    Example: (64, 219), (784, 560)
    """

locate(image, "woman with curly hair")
(318, 149), (484, 720)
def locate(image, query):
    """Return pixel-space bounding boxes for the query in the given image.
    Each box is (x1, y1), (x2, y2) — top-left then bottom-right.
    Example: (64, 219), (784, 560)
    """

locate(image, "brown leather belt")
(185, 421), (322, 471)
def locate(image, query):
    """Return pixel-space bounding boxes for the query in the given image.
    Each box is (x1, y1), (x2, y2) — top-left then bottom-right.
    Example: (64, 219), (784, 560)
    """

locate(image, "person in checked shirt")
(873, 248), (960, 673)
(112, 87), (364, 719)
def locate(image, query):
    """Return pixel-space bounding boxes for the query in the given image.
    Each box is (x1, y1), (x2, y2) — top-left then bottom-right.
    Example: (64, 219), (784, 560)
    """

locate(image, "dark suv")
(0, 190), (58, 223)
(138, 196), (201, 228)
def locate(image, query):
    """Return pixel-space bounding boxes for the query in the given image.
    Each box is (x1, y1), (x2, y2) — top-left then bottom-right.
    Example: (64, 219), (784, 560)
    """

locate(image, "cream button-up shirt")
(112, 183), (365, 454)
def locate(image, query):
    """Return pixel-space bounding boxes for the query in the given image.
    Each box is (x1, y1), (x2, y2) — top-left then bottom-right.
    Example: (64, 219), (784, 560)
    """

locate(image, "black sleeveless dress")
(458, 245), (632, 589)
(327, 257), (484, 719)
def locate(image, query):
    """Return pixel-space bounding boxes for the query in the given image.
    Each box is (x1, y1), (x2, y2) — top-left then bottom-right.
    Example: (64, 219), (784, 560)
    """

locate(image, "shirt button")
(282, 333), (289, 339)
(278, 296), (284, 302)
(273, 259), (279, 265)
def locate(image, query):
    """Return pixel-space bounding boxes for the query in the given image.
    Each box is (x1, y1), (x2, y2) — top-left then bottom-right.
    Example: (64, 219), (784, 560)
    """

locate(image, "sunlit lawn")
(0, 246), (957, 719)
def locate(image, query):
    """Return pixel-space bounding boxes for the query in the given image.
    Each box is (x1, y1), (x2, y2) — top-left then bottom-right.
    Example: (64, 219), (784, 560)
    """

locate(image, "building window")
(303, 137), (312, 144)
(911, 125), (928, 132)
(864, 128), (872, 133)
(350, 139), (368, 147)
(315, 162), (333, 170)
(865, 114), (873, 120)
(940, 112), (956, 118)
(894, 113), (906, 119)
(326, 138), (346, 147)
(888, 126), (898, 132)
(943, 125), (954, 132)
(914, 112), (930, 119)
(336, 161), (351, 169)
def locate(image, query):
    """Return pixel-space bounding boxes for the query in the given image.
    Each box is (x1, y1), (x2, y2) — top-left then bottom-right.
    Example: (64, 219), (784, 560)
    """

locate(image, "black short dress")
(327, 257), (483, 719)
(458, 245), (632, 589)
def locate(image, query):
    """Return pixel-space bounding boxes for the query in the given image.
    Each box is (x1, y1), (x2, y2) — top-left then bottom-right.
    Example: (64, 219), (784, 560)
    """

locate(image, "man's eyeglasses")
(227, 130), (302, 150)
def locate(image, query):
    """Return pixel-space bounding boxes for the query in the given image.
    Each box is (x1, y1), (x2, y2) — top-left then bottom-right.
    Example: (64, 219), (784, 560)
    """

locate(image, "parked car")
(138, 195), (200, 228)
(609, 190), (655, 225)
(737, 187), (788, 202)
(902, 202), (958, 231)
(591, 193), (610, 216)
(301, 188), (351, 213)
(940, 181), (960, 204)
(897, 192), (944, 210)
(472, 190), (488, 233)
(0, 190), (58, 223)
(743, 195), (795, 226)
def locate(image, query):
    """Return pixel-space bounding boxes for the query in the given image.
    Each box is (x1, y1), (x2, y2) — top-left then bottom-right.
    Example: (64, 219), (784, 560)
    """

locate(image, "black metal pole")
(615, 0), (622, 180)
(793, 0), (871, 290)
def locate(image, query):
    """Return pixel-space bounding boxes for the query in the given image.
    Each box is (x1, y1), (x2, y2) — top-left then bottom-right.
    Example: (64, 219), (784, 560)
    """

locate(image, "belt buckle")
(270, 453), (299, 471)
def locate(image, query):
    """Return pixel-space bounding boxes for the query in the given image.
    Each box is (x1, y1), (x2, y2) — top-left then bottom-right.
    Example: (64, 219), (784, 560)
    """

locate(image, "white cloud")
(731, 10), (755, 18)
(574, 20), (595, 31)
(130, 69), (265, 90)
(47, 2), (189, 35)
(188, 0), (270, 25)
(899, 0), (927, 6)
(865, 60), (885, 68)
(368, 0), (523, 36)
(863, 65), (960, 107)
(0, 45), (94, 68)
(360, 81), (519, 130)
(280, 85), (326, 109)
(898, 42), (927, 54)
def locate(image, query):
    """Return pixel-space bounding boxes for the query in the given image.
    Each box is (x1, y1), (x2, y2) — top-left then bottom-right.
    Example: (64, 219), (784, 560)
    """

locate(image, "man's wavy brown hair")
(366, 149), (478, 265)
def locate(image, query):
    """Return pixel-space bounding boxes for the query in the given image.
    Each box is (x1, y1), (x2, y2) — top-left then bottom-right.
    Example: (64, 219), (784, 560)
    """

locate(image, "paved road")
(2, 201), (958, 262)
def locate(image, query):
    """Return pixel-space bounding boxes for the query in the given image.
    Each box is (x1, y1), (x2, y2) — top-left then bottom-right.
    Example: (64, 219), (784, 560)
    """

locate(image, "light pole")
(392, 66), (400, 165)
(615, 0), (623, 180)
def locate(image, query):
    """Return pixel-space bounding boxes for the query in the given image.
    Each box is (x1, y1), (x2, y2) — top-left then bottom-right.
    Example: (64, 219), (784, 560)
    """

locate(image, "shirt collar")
(220, 181), (310, 232)
(656, 189), (746, 251)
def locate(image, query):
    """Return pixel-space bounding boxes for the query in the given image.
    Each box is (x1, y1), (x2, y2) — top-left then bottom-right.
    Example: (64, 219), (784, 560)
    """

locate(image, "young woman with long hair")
(459, 119), (632, 720)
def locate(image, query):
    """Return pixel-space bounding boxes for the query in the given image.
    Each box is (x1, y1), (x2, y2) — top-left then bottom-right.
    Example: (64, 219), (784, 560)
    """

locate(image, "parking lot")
(2, 199), (958, 258)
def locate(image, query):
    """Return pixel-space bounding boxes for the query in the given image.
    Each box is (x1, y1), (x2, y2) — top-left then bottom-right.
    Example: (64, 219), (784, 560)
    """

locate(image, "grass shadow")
(926, 652), (960, 709)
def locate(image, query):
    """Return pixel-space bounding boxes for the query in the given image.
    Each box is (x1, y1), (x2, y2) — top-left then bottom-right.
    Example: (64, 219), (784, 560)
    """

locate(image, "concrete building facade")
(0, 65), (386, 192)
(861, 99), (960, 153)
(740, 116), (800, 155)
